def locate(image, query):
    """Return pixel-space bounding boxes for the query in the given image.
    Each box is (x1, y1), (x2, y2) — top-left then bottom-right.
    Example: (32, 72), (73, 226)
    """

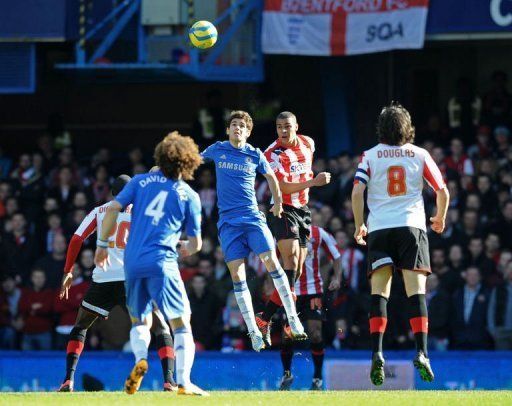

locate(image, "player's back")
(120, 170), (200, 278)
(356, 143), (444, 233)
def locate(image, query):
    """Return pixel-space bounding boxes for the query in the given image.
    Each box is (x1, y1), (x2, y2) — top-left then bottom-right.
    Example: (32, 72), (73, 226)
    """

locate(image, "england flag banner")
(262, 0), (430, 56)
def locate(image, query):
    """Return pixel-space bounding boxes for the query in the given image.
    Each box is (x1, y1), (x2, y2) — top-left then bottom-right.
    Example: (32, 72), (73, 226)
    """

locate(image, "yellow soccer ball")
(189, 20), (218, 49)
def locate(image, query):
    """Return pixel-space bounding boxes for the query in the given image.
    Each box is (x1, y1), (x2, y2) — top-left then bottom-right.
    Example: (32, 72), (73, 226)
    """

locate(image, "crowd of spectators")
(1, 72), (512, 353)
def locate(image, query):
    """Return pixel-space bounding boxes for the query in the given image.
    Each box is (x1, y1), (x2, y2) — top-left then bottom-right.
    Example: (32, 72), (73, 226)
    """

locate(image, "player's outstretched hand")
(354, 224), (368, 246)
(313, 172), (331, 187)
(430, 216), (445, 234)
(328, 278), (340, 291)
(270, 203), (283, 218)
(59, 272), (73, 300)
(94, 247), (109, 270)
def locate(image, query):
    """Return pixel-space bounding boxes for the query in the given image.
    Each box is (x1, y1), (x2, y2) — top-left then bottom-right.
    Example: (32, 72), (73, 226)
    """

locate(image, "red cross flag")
(262, 0), (429, 56)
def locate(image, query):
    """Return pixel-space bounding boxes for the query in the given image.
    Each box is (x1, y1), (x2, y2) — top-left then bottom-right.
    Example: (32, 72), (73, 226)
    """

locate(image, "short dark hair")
(276, 111), (296, 121)
(376, 102), (415, 146)
(111, 175), (131, 196)
(227, 110), (253, 132)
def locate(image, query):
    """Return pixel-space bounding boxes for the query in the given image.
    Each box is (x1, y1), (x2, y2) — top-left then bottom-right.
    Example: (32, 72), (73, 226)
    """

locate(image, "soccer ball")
(189, 20), (218, 49)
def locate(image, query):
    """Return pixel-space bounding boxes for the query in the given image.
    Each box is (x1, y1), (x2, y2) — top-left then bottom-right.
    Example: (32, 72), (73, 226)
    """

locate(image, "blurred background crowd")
(1, 71), (512, 354)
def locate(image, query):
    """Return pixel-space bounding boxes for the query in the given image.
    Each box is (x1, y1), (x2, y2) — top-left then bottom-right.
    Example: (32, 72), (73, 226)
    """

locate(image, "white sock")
(270, 266), (298, 319)
(233, 280), (258, 333)
(130, 324), (151, 363)
(174, 327), (195, 386)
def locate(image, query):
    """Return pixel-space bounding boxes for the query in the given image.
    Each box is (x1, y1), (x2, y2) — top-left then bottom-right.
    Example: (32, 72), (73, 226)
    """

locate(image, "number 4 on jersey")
(145, 191), (168, 225)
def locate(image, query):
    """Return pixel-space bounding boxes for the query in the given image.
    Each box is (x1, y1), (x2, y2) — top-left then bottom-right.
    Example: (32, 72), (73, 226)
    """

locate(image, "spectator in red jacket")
(53, 265), (89, 349)
(445, 138), (474, 176)
(0, 274), (22, 349)
(18, 268), (55, 350)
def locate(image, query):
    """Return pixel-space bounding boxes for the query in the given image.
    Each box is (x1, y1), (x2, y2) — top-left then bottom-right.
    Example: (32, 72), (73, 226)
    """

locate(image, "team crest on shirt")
(245, 157), (253, 164)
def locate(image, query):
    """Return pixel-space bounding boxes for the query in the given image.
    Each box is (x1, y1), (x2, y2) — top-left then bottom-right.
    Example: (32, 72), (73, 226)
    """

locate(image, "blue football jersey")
(201, 141), (272, 222)
(115, 170), (201, 278)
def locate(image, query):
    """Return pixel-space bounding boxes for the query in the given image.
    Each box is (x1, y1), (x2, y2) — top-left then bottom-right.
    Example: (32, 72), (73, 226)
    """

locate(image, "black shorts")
(367, 226), (431, 277)
(268, 205), (311, 248)
(296, 294), (324, 321)
(81, 281), (127, 319)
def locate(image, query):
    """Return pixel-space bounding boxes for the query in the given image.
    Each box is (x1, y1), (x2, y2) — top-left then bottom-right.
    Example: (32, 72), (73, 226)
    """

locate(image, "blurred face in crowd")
(80, 249), (95, 269)
(465, 194), (481, 211)
(476, 128), (490, 145)
(335, 230), (349, 250)
(31, 270), (46, 290)
(449, 245), (463, 265)
(44, 197), (59, 212)
(97, 148), (110, 164)
(73, 209), (87, 226)
(199, 169), (214, 188)
(447, 180), (459, 199)
(328, 216), (343, 233)
(59, 148), (73, 165)
(191, 275), (206, 297)
(313, 158), (326, 173)
(52, 233), (67, 256)
(338, 154), (353, 173)
(426, 274), (439, 293)
(485, 233), (500, 253)
(276, 116), (298, 146)
(320, 205), (333, 225)
(495, 128), (509, 146)
(198, 259), (213, 278)
(11, 213), (26, 234)
(499, 251), (512, 271)
(311, 212), (324, 227)
(450, 138), (464, 157)
(73, 192), (88, 209)
(95, 165), (108, 182)
(47, 213), (61, 230)
(18, 154), (31, 170)
(432, 249), (445, 268)
(0, 182), (11, 201)
(503, 202), (512, 221)
(59, 167), (73, 186)
(448, 208), (459, 224)
(129, 148), (143, 165)
(465, 267), (481, 288)
(2, 277), (16, 294)
(327, 158), (339, 174)
(432, 147), (444, 165)
(477, 176), (491, 194)
(479, 159), (494, 176)
(469, 238), (483, 258)
(463, 210), (478, 231)
(32, 153), (44, 172)
(5, 198), (19, 217)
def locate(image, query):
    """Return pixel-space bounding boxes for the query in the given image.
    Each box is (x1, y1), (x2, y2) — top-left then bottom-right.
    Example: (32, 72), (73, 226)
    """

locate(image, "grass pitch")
(1, 391), (511, 406)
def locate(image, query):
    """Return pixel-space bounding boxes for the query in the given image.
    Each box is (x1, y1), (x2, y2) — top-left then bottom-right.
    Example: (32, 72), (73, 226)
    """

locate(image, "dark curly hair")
(153, 131), (202, 181)
(377, 102), (415, 146)
(227, 110), (253, 132)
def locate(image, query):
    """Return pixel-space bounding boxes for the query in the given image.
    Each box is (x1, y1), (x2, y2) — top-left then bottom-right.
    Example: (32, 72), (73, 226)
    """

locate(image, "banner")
(262, 0), (430, 56)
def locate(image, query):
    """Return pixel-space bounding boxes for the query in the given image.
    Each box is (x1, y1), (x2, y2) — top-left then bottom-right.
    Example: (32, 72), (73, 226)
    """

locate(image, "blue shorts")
(218, 218), (275, 263)
(125, 272), (191, 323)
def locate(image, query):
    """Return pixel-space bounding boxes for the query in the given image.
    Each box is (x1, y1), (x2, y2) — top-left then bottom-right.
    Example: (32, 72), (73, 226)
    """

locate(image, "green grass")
(1, 391), (511, 406)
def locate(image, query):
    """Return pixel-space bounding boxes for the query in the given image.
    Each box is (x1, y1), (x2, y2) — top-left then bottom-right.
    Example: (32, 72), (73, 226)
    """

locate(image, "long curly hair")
(377, 102), (415, 146)
(153, 131), (202, 180)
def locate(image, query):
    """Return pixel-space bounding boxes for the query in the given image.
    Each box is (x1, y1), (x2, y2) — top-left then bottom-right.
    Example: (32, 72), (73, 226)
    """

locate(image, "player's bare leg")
(403, 269), (434, 382)
(170, 316), (209, 396)
(58, 308), (98, 392)
(369, 266), (392, 386)
(259, 250), (307, 341)
(150, 309), (178, 391)
(125, 313), (153, 394)
(227, 259), (265, 352)
(256, 239), (300, 344)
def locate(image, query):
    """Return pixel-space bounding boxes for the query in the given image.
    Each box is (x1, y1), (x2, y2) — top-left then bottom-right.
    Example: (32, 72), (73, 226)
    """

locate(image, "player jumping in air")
(351, 103), (449, 385)
(201, 110), (307, 352)
(95, 133), (207, 396)
(279, 225), (342, 391)
(256, 111), (331, 346)
(57, 175), (176, 393)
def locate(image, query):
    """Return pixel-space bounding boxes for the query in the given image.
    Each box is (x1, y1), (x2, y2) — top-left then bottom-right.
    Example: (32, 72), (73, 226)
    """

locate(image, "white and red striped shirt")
(341, 248), (365, 292)
(71, 203), (131, 283)
(354, 143), (445, 233)
(295, 226), (341, 296)
(265, 134), (315, 208)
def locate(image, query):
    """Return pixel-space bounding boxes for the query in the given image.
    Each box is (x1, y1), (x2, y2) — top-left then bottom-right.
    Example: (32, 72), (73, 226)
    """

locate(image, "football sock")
(174, 327), (195, 387)
(130, 324), (151, 363)
(311, 341), (325, 380)
(280, 340), (294, 373)
(64, 327), (87, 382)
(270, 266), (298, 319)
(369, 294), (388, 354)
(156, 332), (175, 384)
(233, 280), (259, 333)
(408, 294), (429, 356)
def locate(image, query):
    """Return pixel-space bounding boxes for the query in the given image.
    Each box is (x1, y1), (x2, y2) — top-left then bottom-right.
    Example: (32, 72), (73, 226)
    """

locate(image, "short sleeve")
(74, 208), (97, 239)
(354, 152), (370, 185)
(423, 152), (445, 191)
(201, 143), (218, 161)
(256, 149), (272, 175)
(265, 149), (287, 181)
(319, 228), (341, 261)
(185, 192), (202, 237)
(115, 178), (138, 208)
